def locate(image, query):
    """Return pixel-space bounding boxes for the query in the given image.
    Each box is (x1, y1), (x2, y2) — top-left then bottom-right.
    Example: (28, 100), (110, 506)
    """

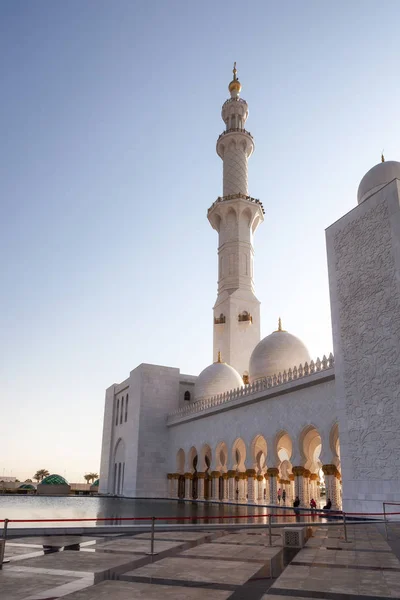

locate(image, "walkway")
(1, 523), (400, 599)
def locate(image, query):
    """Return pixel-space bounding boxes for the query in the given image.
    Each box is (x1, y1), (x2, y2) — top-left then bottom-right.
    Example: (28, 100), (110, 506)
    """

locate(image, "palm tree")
(84, 474), (92, 484)
(33, 469), (50, 483)
(84, 472), (99, 484)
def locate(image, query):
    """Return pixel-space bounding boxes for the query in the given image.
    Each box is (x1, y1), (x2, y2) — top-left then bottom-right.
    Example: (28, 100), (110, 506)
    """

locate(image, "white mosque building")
(99, 65), (400, 515)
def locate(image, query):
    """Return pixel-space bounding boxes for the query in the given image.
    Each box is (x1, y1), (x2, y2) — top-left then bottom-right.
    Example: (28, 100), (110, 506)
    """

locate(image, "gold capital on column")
(322, 464), (337, 476)
(289, 473), (295, 481)
(184, 472), (193, 479)
(310, 473), (318, 481)
(267, 467), (280, 477)
(167, 473), (173, 480)
(197, 472), (206, 479)
(211, 471), (221, 478)
(227, 470), (236, 478)
(292, 466), (305, 476)
(246, 469), (257, 478)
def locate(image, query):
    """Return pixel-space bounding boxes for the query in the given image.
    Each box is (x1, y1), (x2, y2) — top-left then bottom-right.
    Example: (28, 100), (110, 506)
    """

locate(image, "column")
(292, 466), (306, 506)
(322, 465), (341, 509)
(184, 473), (193, 499)
(227, 470), (236, 502)
(310, 473), (318, 503)
(289, 474), (295, 504)
(238, 473), (247, 503)
(197, 472), (205, 500)
(210, 471), (220, 501)
(257, 475), (264, 503)
(246, 469), (257, 503)
(304, 470), (311, 506)
(167, 474), (173, 498)
(316, 480), (321, 504)
(267, 468), (279, 504)
(222, 473), (229, 501)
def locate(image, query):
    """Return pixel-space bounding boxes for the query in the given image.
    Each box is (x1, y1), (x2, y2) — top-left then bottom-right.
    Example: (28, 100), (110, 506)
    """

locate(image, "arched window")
(115, 398), (120, 426)
(184, 391), (191, 402)
(125, 394), (128, 422)
(120, 397), (124, 425)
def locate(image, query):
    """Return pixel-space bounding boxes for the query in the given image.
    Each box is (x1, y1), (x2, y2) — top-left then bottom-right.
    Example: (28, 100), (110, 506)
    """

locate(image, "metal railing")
(2, 508), (398, 568)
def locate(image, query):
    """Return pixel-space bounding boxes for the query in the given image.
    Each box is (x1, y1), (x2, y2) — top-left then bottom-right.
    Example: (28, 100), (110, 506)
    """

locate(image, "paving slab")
(126, 556), (262, 585)
(16, 548), (139, 573)
(0, 567), (79, 600)
(215, 533), (281, 546)
(181, 541), (281, 562)
(94, 537), (183, 553)
(134, 531), (214, 540)
(11, 535), (97, 546)
(60, 579), (232, 599)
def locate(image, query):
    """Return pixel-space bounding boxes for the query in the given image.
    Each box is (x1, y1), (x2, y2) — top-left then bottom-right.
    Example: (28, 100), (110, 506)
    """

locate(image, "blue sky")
(1, 1), (400, 482)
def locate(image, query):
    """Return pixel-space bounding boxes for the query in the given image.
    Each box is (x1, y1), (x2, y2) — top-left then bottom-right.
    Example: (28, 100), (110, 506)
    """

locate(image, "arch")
(275, 430), (293, 465)
(329, 422), (341, 468)
(280, 459), (292, 479)
(176, 448), (185, 474)
(184, 391), (191, 402)
(199, 443), (212, 472)
(250, 434), (267, 473)
(231, 437), (247, 472)
(187, 446), (198, 474)
(241, 207), (252, 227)
(299, 425), (322, 472)
(215, 441), (228, 472)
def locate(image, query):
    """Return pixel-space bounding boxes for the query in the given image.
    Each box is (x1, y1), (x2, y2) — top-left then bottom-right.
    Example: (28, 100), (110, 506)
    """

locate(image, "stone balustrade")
(167, 353), (334, 424)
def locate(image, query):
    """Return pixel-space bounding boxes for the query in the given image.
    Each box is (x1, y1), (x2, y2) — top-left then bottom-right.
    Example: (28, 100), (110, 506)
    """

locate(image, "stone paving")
(1, 524), (400, 599)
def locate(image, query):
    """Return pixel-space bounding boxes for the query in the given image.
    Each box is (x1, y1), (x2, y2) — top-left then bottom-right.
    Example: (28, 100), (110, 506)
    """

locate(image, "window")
(184, 391), (191, 402)
(120, 396), (124, 425)
(115, 398), (119, 426)
(125, 394), (128, 422)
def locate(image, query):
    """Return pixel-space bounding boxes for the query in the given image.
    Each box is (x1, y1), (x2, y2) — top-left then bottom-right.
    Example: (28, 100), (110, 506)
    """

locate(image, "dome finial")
(381, 151), (385, 163)
(275, 317), (286, 333)
(233, 61), (237, 81)
(217, 351), (222, 363)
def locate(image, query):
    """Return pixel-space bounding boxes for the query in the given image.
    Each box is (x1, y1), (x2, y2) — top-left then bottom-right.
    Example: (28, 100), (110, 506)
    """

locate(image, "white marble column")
(197, 473), (205, 500)
(184, 474), (192, 500)
(211, 472), (220, 501)
(246, 470), (257, 503)
(267, 468), (279, 504)
(227, 471), (236, 502)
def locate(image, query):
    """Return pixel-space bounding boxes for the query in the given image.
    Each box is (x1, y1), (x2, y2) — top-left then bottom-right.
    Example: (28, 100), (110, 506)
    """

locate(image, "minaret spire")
(207, 68), (264, 377)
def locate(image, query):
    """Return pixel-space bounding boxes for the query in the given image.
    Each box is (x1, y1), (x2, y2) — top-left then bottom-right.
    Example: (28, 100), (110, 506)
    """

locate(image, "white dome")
(357, 160), (400, 204)
(195, 359), (243, 400)
(249, 325), (310, 384)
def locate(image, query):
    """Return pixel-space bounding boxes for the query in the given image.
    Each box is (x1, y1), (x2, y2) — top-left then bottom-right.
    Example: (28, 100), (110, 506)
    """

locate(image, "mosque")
(99, 65), (400, 515)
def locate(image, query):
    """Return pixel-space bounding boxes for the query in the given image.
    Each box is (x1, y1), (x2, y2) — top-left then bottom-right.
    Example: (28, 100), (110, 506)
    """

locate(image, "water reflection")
(0, 494), (328, 529)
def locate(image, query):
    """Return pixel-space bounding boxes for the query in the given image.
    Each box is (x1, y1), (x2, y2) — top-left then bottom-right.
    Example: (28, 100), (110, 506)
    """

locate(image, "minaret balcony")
(208, 193), (265, 215)
(217, 128), (253, 141)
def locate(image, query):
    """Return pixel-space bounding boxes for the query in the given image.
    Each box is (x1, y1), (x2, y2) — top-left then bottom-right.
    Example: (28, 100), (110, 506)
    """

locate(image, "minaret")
(208, 64), (264, 379)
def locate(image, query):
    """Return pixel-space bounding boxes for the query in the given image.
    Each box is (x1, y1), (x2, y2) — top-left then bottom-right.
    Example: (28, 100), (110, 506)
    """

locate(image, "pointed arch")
(187, 446), (198, 474)
(232, 437), (247, 472)
(215, 441), (228, 472)
(176, 448), (185, 474)
(299, 425), (322, 472)
(250, 434), (268, 473)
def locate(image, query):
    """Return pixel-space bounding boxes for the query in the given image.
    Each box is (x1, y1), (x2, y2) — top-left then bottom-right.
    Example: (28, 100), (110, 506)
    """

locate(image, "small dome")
(19, 483), (36, 490)
(41, 474), (68, 485)
(357, 160), (400, 204)
(249, 320), (310, 383)
(92, 479), (99, 486)
(228, 61), (242, 97)
(195, 355), (243, 400)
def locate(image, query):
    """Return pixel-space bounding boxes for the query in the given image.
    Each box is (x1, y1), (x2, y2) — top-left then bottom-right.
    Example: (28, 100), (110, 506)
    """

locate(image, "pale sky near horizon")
(1, 1), (400, 483)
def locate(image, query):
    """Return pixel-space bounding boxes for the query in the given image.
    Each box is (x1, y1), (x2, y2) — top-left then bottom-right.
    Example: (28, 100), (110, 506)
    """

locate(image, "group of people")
(276, 488), (332, 513)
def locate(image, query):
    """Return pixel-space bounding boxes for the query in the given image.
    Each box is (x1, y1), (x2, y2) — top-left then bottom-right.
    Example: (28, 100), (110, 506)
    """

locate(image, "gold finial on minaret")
(381, 151), (385, 163)
(217, 351), (222, 363)
(228, 62), (241, 96)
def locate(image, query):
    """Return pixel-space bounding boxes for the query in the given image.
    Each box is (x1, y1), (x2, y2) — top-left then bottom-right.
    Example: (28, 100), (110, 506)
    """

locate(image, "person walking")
(282, 489), (286, 505)
(293, 495), (300, 517)
(310, 498), (317, 510)
(323, 498), (332, 510)
(277, 488), (281, 504)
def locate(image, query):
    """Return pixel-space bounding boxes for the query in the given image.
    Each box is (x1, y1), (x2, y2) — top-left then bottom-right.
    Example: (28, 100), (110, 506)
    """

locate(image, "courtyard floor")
(2, 522), (400, 599)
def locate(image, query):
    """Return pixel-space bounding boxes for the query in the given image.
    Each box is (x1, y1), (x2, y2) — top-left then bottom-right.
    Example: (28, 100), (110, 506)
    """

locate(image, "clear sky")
(1, 1), (400, 483)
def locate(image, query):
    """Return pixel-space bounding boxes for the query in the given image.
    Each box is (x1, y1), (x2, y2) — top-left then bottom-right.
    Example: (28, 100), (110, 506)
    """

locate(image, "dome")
(357, 159), (400, 204)
(249, 319), (311, 383)
(195, 354), (243, 400)
(41, 474), (68, 485)
(92, 479), (99, 486)
(19, 483), (36, 490)
(228, 61), (242, 97)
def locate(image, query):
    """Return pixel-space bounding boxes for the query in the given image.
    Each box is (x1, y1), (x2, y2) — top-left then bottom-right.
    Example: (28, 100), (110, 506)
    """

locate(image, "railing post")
(0, 519), (9, 569)
(343, 511), (348, 543)
(384, 502), (389, 541)
(268, 513), (272, 546)
(146, 516), (158, 561)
